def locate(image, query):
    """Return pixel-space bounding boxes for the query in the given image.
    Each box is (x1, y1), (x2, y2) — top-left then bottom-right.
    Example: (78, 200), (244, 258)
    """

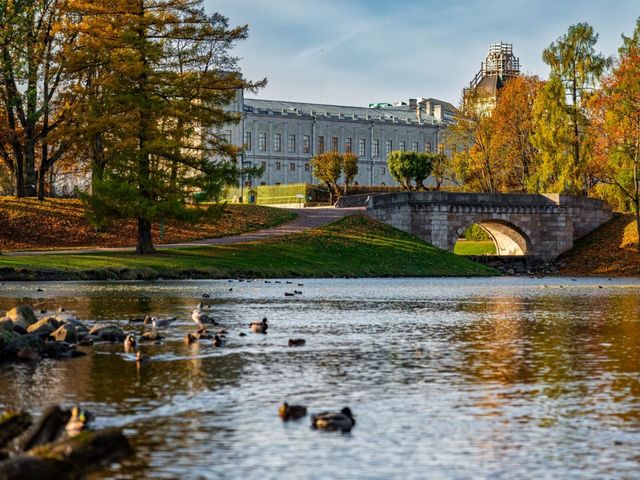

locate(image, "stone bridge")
(336, 192), (612, 259)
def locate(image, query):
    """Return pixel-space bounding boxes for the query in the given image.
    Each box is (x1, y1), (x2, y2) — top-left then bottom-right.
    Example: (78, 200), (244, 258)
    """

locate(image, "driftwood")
(0, 428), (133, 480)
(0, 412), (32, 448)
(20, 406), (70, 451)
(0, 406), (133, 480)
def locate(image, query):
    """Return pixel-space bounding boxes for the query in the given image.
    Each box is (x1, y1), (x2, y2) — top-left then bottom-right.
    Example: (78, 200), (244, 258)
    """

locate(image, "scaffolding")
(463, 42), (520, 97)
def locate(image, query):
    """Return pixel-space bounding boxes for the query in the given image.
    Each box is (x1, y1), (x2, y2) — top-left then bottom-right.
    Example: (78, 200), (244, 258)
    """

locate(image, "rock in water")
(0, 410), (33, 448)
(88, 325), (126, 343)
(50, 325), (80, 344)
(5, 306), (37, 330)
(27, 318), (61, 339)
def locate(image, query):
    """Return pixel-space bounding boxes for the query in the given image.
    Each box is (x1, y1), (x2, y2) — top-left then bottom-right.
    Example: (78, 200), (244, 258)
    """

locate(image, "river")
(0, 277), (639, 479)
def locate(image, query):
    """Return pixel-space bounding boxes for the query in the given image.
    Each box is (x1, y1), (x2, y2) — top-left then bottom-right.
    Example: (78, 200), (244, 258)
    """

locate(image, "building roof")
(244, 98), (456, 125)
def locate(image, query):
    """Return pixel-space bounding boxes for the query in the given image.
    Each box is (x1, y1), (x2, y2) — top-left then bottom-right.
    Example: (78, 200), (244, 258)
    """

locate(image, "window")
(372, 139), (380, 157)
(259, 132), (267, 151)
(244, 132), (252, 150)
(303, 135), (311, 154)
(260, 161), (266, 170)
(304, 163), (310, 172)
(317, 136), (325, 154)
(385, 140), (392, 156)
(358, 139), (366, 157)
(223, 129), (232, 144)
(399, 141), (406, 152)
(411, 142), (418, 152)
(331, 136), (339, 152)
(288, 134), (296, 153)
(274, 133), (282, 152)
(425, 141), (432, 153)
(275, 161), (281, 170)
(345, 138), (352, 153)
(380, 166), (386, 175)
(290, 162), (296, 171)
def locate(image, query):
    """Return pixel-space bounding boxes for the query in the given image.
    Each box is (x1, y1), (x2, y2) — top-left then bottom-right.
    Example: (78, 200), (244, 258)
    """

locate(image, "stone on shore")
(50, 324), (81, 343)
(27, 317), (61, 339)
(6, 306), (37, 330)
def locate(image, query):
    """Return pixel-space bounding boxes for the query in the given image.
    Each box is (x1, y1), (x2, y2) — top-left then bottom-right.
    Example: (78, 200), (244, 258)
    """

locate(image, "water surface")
(0, 278), (639, 479)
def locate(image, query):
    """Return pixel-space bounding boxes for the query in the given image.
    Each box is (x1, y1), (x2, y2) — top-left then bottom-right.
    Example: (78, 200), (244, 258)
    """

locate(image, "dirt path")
(5, 207), (363, 256)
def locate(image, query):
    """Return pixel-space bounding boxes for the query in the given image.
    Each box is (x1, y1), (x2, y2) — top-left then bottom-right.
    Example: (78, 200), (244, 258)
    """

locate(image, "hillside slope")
(559, 213), (639, 276)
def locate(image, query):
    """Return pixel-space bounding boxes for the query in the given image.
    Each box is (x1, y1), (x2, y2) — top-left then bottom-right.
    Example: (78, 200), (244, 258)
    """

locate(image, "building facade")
(225, 92), (455, 187)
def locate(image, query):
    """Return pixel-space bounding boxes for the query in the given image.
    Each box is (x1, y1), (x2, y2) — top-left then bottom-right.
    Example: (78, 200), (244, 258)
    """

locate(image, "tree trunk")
(37, 167), (47, 201)
(136, 216), (155, 254)
(14, 160), (24, 198)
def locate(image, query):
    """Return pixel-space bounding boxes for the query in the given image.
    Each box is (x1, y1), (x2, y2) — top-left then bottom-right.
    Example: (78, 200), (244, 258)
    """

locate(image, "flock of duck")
(120, 290), (355, 433)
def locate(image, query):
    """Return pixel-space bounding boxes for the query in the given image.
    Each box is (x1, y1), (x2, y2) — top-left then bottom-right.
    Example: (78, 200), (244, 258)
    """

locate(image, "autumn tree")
(542, 23), (610, 194)
(590, 19), (640, 251)
(341, 152), (358, 194)
(311, 151), (342, 202)
(491, 75), (542, 191)
(430, 153), (449, 190)
(0, 0), (74, 198)
(387, 151), (434, 191)
(530, 76), (575, 192)
(64, 0), (264, 254)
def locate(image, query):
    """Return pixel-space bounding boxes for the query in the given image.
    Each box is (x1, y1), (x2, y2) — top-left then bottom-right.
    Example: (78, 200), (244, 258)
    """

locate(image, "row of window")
(242, 132), (433, 157)
(253, 161), (388, 176)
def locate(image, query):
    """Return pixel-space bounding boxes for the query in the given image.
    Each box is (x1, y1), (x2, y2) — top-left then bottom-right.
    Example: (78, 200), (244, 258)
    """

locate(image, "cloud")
(206, 0), (640, 106)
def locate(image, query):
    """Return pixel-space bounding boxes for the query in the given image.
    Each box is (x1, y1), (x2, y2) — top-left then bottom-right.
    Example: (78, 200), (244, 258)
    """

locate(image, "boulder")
(78, 335), (101, 346)
(27, 317), (61, 339)
(6, 306), (37, 330)
(88, 325), (125, 343)
(5, 334), (44, 357)
(0, 329), (19, 357)
(0, 319), (14, 333)
(50, 324), (80, 343)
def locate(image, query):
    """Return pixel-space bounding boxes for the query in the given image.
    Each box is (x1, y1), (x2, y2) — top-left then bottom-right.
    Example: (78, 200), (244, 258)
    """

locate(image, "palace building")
(224, 90), (456, 187)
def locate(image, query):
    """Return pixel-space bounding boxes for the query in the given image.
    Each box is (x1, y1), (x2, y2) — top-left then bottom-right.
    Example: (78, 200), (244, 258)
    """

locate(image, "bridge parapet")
(360, 191), (612, 259)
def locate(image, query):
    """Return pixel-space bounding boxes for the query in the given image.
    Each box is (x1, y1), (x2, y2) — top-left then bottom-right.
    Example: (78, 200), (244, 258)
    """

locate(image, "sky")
(206, 0), (639, 107)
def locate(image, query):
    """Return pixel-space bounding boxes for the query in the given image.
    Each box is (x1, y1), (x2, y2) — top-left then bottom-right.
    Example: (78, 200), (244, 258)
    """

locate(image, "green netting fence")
(224, 183), (311, 205)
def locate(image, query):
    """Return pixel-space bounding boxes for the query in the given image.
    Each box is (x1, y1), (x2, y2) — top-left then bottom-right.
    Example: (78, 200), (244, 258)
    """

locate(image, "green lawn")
(453, 240), (497, 256)
(0, 215), (499, 280)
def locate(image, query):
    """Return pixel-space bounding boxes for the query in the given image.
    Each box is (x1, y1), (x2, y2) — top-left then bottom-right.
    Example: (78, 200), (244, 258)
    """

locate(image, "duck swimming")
(250, 318), (268, 333)
(192, 303), (216, 325)
(212, 334), (223, 347)
(311, 407), (355, 432)
(65, 406), (93, 438)
(124, 334), (137, 352)
(278, 403), (307, 421)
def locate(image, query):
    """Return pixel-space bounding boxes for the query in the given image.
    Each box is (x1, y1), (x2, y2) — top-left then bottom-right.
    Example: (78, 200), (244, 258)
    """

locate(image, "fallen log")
(0, 411), (32, 449)
(0, 428), (133, 480)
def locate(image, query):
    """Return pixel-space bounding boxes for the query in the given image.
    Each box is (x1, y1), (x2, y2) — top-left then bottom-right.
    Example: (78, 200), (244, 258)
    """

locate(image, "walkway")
(5, 207), (363, 256)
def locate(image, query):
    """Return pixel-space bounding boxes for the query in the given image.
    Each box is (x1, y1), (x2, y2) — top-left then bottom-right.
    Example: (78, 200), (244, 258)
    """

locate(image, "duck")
(212, 334), (224, 348)
(136, 351), (151, 364)
(311, 407), (356, 432)
(284, 292), (295, 297)
(288, 338), (305, 347)
(192, 303), (216, 325)
(278, 402), (307, 421)
(144, 317), (176, 329)
(184, 333), (197, 345)
(65, 406), (93, 438)
(124, 334), (137, 352)
(139, 331), (164, 343)
(250, 318), (268, 333)
(55, 307), (78, 323)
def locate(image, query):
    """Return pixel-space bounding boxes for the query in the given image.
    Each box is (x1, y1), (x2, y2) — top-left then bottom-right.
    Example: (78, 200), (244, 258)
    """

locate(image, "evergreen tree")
(64, 0), (264, 254)
(542, 23), (610, 194)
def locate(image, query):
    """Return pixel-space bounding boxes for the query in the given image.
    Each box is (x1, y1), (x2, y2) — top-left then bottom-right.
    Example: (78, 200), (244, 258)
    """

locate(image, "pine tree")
(64, 0), (264, 254)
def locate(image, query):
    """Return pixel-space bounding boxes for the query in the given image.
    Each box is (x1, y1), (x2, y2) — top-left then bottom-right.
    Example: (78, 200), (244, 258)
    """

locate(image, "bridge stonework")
(360, 192), (612, 259)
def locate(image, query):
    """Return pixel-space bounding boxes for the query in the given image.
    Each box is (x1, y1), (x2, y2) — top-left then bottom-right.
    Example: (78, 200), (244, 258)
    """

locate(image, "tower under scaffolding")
(463, 42), (520, 115)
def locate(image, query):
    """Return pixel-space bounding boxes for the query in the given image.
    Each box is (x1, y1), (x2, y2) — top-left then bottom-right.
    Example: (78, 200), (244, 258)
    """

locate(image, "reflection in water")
(0, 278), (639, 479)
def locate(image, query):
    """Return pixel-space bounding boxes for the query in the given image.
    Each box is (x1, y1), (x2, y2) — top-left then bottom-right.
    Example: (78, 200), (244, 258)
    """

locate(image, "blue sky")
(206, 0), (639, 107)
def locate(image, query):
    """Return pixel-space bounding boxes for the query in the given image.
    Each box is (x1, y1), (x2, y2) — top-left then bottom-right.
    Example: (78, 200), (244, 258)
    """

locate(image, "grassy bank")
(453, 240), (497, 256)
(559, 213), (639, 277)
(0, 197), (296, 251)
(0, 215), (499, 280)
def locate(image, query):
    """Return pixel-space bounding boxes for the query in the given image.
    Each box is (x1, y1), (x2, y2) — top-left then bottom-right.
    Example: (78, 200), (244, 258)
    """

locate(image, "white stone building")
(224, 91), (456, 187)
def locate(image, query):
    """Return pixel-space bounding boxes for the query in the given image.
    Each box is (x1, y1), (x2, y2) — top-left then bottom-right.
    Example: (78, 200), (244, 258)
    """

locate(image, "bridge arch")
(450, 217), (533, 256)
